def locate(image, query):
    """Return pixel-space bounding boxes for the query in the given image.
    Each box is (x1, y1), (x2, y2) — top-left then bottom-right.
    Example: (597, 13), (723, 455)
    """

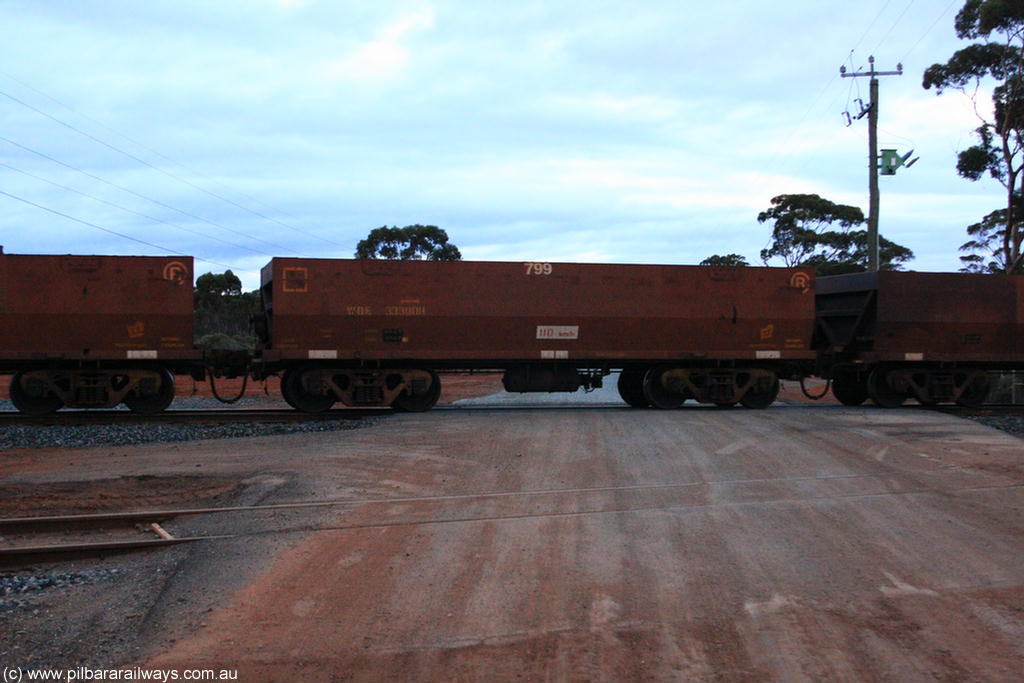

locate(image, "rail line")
(5, 470), (1022, 569)
(0, 407), (390, 426)
(1, 401), (1021, 427)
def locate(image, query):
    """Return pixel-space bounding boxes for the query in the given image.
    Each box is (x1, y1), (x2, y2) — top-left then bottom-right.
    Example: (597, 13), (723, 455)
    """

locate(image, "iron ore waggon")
(8, 251), (1021, 416)
(253, 258), (818, 411)
(815, 271), (1024, 407)
(0, 252), (200, 414)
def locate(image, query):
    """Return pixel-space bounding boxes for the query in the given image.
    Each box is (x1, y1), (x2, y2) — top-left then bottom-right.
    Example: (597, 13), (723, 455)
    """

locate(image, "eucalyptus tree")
(757, 194), (913, 275)
(923, 0), (1024, 273)
(355, 225), (462, 261)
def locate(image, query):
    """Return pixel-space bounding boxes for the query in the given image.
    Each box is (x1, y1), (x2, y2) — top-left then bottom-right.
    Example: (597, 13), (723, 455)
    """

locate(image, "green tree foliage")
(923, 0), (1024, 273)
(758, 194), (913, 275)
(355, 224), (462, 260)
(194, 270), (260, 349)
(699, 254), (749, 267)
(960, 200), (1024, 272)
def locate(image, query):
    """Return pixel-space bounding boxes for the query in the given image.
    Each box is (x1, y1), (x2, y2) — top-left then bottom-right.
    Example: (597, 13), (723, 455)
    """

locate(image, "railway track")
(0, 406), (390, 426)
(932, 403), (1024, 417)
(6, 468), (1024, 570)
(0, 401), (1020, 428)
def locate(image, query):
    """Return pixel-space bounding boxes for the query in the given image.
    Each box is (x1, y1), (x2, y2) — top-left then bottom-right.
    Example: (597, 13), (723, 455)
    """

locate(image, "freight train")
(1, 251), (1021, 415)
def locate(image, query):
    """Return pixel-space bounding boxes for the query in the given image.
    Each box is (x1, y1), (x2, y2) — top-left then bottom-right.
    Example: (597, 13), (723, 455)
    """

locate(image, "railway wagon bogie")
(615, 364), (783, 409)
(9, 365), (177, 415)
(257, 258), (817, 412)
(279, 365), (441, 412)
(832, 364), (992, 408)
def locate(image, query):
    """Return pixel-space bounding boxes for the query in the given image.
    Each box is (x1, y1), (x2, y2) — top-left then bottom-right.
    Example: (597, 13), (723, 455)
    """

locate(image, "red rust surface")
(818, 271), (1024, 363)
(262, 259), (816, 364)
(0, 253), (197, 362)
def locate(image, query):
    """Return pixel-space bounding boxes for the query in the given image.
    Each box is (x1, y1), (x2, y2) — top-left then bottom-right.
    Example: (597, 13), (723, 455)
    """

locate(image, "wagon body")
(815, 270), (1024, 407)
(0, 253), (197, 365)
(816, 271), (1024, 365)
(0, 253), (198, 413)
(258, 258), (817, 366)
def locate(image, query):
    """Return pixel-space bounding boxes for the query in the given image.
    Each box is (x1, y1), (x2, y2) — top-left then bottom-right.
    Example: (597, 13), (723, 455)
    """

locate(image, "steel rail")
(0, 407), (389, 426)
(6, 476), (1023, 569)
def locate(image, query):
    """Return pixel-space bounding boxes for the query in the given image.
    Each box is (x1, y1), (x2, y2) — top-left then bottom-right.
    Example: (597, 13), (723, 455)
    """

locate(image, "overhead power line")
(0, 85), (346, 249)
(0, 134), (299, 256)
(870, 0), (917, 57)
(0, 160), (268, 257)
(900, 0), (960, 65)
(0, 188), (239, 270)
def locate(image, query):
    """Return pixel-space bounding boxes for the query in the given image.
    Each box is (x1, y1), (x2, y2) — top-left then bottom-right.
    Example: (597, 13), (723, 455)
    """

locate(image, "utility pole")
(840, 56), (903, 271)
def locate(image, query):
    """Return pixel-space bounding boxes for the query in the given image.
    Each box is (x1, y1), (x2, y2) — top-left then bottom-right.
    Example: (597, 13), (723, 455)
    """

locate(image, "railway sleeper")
(284, 366), (440, 413)
(10, 367), (175, 415)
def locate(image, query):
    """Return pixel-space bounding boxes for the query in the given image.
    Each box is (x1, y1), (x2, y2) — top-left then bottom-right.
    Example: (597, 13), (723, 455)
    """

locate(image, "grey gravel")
(0, 397), (375, 450)
(965, 414), (1024, 437)
(1, 569), (123, 611)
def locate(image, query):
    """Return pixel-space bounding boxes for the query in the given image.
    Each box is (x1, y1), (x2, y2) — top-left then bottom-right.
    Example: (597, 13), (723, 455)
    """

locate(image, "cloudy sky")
(0, 0), (1000, 289)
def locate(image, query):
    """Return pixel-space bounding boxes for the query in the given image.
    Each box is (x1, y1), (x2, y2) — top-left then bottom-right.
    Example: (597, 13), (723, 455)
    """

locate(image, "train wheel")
(279, 368), (300, 409)
(642, 366), (685, 409)
(392, 371), (441, 412)
(617, 369), (649, 408)
(284, 367), (336, 413)
(739, 376), (779, 409)
(9, 371), (62, 415)
(123, 367), (176, 414)
(831, 372), (868, 406)
(955, 371), (990, 407)
(867, 368), (905, 409)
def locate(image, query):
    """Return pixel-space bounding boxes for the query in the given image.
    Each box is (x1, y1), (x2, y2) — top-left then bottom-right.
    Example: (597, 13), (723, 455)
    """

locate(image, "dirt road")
(118, 397), (1024, 682)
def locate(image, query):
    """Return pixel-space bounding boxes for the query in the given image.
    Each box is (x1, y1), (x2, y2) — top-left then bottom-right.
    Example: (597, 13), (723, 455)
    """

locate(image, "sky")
(0, 0), (1003, 290)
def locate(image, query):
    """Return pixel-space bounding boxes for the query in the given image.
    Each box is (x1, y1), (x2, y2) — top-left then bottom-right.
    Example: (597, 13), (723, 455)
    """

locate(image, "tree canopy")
(923, 0), (1024, 273)
(699, 254), (749, 267)
(193, 270), (259, 350)
(355, 225), (462, 260)
(194, 270), (242, 307)
(758, 193), (913, 275)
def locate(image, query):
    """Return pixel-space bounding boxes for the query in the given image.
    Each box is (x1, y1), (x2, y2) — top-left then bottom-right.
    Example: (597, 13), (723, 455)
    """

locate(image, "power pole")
(840, 56), (903, 271)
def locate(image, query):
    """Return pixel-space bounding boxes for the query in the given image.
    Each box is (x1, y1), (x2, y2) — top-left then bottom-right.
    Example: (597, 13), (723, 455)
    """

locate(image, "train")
(1, 250), (1021, 415)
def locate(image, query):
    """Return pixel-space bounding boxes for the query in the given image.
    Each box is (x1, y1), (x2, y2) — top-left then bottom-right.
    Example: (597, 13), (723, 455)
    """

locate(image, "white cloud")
(320, 5), (435, 83)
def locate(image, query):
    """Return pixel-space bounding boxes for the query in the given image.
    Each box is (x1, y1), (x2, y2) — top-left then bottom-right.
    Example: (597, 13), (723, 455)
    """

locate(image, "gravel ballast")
(0, 397), (374, 449)
(2, 397), (1022, 450)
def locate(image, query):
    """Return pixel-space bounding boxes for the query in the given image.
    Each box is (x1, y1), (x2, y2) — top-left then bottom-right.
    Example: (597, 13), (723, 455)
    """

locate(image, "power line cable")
(0, 188), (237, 270)
(0, 134), (298, 255)
(851, 0), (895, 56)
(0, 83), (345, 248)
(900, 0), (960, 65)
(0, 160), (266, 257)
(870, 0), (917, 57)
(1, 69), (297, 221)
(764, 4), (903, 177)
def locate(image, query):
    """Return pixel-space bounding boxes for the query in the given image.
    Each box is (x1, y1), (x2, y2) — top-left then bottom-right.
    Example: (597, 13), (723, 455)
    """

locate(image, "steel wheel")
(392, 371), (441, 412)
(279, 368), (300, 409)
(831, 372), (868, 406)
(955, 371), (990, 407)
(9, 371), (62, 415)
(284, 367), (336, 413)
(617, 368), (649, 408)
(739, 376), (779, 409)
(123, 367), (176, 414)
(642, 366), (685, 409)
(867, 367), (905, 409)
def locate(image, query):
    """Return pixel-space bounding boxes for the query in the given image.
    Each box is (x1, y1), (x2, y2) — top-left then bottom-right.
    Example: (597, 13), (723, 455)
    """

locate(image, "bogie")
(8, 367), (176, 414)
